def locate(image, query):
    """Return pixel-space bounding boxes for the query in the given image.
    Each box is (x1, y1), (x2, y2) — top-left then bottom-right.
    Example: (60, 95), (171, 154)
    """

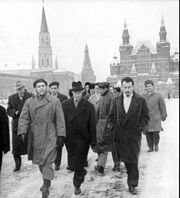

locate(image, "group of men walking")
(0, 76), (167, 197)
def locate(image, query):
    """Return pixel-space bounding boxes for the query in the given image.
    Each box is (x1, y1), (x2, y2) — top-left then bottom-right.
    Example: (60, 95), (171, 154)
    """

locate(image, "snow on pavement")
(0, 99), (179, 198)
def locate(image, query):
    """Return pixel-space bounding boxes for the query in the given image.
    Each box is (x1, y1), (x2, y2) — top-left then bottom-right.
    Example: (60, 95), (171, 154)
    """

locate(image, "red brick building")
(107, 18), (179, 97)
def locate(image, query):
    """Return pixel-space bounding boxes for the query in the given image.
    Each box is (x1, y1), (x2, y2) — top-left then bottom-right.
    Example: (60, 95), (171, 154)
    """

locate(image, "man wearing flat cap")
(7, 81), (32, 172)
(142, 79), (167, 152)
(62, 81), (96, 195)
(17, 78), (66, 198)
(49, 81), (67, 171)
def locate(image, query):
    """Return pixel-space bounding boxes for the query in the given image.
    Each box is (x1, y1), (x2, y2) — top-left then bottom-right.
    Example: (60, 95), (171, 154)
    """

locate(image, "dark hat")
(49, 81), (59, 88)
(71, 81), (84, 91)
(98, 82), (110, 89)
(84, 82), (90, 87)
(145, 80), (154, 86)
(33, 79), (47, 88)
(14, 81), (24, 90)
(89, 83), (95, 89)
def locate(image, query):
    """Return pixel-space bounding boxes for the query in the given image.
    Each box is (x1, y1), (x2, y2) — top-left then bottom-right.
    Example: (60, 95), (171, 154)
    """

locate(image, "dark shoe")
(98, 166), (104, 176)
(74, 187), (81, 195)
(54, 165), (60, 171)
(112, 162), (120, 171)
(155, 145), (159, 152)
(66, 166), (74, 171)
(84, 160), (88, 167)
(147, 148), (153, 152)
(129, 185), (136, 194)
(13, 166), (20, 172)
(41, 180), (50, 197)
(40, 180), (51, 191)
(42, 187), (49, 198)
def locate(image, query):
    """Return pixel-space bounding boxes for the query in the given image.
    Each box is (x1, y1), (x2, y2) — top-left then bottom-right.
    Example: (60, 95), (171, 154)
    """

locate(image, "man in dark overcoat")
(49, 81), (67, 171)
(7, 81), (32, 172)
(109, 77), (149, 194)
(62, 81), (96, 195)
(0, 104), (10, 173)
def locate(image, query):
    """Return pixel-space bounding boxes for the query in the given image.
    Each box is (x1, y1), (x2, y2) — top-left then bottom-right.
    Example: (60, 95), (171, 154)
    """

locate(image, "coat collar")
(69, 97), (88, 121)
(34, 93), (52, 111)
(120, 92), (140, 126)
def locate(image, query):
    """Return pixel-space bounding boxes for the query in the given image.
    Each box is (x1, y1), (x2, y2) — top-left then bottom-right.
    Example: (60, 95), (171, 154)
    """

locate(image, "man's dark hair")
(115, 87), (121, 93)
(49, 81), (60, 88)
(121, 77), (134, 86)
(33, 79), (47, 88)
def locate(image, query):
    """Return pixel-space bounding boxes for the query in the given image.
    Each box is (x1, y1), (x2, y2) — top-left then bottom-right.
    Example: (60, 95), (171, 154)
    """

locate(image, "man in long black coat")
(62, 81), (96, 195)
(109, 77), (149, 194)
(49, 81), (67, 171)
(7, 81), (32, 172)
(0, 105), (10, 173)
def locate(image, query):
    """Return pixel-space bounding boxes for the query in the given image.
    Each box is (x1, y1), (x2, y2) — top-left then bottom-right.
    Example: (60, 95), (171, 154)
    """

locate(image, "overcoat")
(109, 92), (149, 164)
(7, 91), (32, 155)
(62, 97), (96, 170)
(142, 92), (167, 132)
(96, 91), (114, 151)
(0, 105), (10, 152)
(17, 93), (66, 165)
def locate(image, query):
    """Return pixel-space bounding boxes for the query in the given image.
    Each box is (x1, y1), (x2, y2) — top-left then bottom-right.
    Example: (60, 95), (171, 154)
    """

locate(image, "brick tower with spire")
(119, 20), (133, 75)
(156, 16), (170, 82)
(81, 44), (96, 85)
(38, 6), (52, 69)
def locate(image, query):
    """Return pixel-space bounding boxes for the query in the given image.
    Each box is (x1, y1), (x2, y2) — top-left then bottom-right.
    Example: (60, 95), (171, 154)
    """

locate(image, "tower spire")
(159, 16), (167, 42)
(122, 19), (130, 45)
(40, 6), (48, 33)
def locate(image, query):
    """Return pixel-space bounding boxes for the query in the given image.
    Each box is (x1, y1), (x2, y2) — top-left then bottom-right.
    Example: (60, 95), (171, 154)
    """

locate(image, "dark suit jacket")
(57, 92), (67, 103)
(62, 97), (96, 169)
(109, 92), (149, 164)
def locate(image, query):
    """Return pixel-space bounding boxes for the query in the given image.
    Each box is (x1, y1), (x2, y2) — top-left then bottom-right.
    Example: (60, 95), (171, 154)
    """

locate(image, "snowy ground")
(0, 99), (179, 198)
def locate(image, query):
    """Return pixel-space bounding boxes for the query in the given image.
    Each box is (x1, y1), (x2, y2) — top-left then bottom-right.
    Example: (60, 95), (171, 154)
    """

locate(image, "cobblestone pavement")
(0, 99), (178, 198)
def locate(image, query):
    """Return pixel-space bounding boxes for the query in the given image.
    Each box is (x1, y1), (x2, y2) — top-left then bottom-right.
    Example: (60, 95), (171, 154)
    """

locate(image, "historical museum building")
(107, 18), (179, 97)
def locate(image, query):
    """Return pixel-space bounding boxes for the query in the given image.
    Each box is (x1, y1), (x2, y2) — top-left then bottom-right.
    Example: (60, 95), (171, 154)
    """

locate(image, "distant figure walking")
(142, 80), (167, 152)
(7, 81), (32, 172)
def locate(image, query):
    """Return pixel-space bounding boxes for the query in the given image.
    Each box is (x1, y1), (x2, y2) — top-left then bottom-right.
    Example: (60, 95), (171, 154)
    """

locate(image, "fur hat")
(145, 80), (154, 86)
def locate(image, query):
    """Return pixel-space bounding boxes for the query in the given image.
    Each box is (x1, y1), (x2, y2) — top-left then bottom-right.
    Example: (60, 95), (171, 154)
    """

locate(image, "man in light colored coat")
(18, 79), (66, 198)
(142, 80), (167, 152)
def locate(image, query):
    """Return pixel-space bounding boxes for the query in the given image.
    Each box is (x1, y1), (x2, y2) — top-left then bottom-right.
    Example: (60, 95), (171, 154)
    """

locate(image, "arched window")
(42, 59), (44, 67)
(47, 59), (49, 67)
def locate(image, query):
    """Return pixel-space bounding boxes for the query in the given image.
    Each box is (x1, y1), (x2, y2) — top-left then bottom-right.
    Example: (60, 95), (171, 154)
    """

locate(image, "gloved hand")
(57, 136), (65, 147)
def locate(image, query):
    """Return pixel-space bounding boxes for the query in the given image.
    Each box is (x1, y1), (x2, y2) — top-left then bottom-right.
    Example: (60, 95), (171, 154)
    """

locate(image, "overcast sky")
(0, 0), (179, 81)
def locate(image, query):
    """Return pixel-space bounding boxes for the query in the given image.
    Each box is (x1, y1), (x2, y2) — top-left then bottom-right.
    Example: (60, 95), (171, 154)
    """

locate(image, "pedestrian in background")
(49, 81), (67, 171)
(0, 104), (10, 174)
(7, 81), (32, 172)
(82, 82), (91, 100)
(62, 81), (96, 195)
(142, 80), (167, 152)
(94, 82), (115, 175)
(18, 79), (66, 198)
(109, 77), (149, 194)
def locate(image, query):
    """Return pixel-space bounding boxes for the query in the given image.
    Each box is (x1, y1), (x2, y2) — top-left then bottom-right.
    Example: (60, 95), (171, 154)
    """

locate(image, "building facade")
(108, 18), (179, 97)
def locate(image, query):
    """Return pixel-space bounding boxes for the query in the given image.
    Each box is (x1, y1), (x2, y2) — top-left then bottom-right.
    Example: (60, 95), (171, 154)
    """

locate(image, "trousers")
(124, 162), (139, 187)
(0, 150), (2, 173)
(13, 154), (22, 168)
(146, 131), (160, 149)
(39, 163), (54, 180)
